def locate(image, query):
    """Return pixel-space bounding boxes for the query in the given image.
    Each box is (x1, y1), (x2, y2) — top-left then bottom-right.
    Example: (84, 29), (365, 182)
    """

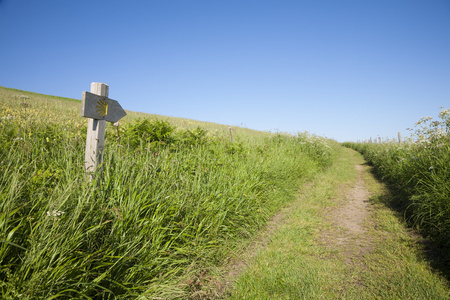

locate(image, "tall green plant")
(343, 108), (450, 247)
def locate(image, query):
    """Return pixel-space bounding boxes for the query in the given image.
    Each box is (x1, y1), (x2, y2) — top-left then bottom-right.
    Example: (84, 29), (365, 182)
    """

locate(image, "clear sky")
(1, 0), (449, 142)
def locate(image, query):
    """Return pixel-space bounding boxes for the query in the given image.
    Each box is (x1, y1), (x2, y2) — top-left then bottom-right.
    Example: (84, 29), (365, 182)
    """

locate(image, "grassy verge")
(227, 148), (449, 299)
(357, 155), (449, 298)
(343, 109), (450, 248)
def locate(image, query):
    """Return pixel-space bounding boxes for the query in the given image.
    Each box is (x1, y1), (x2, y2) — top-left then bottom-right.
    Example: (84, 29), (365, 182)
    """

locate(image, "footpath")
(219, 148), (449, 299)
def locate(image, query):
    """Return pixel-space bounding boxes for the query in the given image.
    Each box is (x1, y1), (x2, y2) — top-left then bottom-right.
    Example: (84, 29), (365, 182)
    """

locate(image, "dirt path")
(320, 163), (374, 268)
(214, 159), (380, 298)
(206, 149), (449, 299)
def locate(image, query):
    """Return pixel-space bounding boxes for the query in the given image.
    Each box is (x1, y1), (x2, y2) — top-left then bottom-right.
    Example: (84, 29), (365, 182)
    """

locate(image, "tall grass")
(343, 108), (450, 248)
(0, 86), (336, 298)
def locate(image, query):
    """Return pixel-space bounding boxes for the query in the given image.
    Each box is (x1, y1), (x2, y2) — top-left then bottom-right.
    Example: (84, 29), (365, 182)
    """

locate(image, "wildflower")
(432, 121), (441, 127)
(46, 210), (65, 217)
(113, 122), (120, 127)
(415, 116), (433, 125)
(13, 137), (24, 141)
(438, 108), (450, 118)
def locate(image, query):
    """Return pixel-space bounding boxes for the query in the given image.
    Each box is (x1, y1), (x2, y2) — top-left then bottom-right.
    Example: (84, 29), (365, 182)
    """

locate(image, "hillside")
(1, 86), (448, 299)
(0, 86), (270, 140)
(0, 85), (337, 298)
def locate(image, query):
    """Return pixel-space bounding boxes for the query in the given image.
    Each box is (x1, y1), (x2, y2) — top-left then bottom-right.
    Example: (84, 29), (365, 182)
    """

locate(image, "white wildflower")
(46, 210), (65, 217)
(439, 108), (450, 118)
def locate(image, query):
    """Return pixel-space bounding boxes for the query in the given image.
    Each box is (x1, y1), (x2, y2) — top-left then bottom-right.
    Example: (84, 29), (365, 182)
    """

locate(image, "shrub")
(124, 118), (176, 148)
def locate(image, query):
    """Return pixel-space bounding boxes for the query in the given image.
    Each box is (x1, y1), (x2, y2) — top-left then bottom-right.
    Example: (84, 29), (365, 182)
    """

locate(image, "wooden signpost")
(81, 82), (126, 178)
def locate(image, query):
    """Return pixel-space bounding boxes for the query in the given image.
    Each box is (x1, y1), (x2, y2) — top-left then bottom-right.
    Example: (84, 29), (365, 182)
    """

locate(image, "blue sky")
(1, 0), (449, 142)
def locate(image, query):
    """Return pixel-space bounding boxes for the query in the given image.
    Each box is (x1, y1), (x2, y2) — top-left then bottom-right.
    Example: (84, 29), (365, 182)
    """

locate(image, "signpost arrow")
(81, 82), (126, 179)
(81, 91), (126, 123)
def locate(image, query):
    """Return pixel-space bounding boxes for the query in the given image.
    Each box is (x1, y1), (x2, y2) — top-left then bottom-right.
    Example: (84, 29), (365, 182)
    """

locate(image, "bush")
(178, 126), (208, 146)
(124, 118), (176, 148)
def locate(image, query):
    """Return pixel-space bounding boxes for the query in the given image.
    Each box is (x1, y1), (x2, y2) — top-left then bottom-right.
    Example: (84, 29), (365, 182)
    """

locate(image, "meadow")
(343, 109), (450, 249)
(0, 86), (337, 299)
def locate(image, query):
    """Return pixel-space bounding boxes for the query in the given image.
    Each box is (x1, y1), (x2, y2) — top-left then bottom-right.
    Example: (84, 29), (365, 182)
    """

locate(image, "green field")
(0, 86), (336, 298)
(0, 86), (448, 299)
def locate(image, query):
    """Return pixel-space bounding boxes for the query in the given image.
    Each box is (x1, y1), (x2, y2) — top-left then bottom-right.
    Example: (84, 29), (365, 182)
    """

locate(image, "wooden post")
(81, 82), (126, 179)
(85, 83), (108, 176)
(398, 132), (402, 144)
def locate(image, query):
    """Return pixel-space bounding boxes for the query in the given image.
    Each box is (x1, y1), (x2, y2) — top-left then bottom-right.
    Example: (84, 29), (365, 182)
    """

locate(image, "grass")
(228, 148), (449, 299)
(2, 86), (448, 298)
(342, 110), (450, 249)
(0, 86), (336, 298)
(356, 152), (450, 299)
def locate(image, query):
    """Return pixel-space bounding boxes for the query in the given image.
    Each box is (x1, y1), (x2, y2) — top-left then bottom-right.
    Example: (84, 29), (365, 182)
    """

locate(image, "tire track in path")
(320, 163), (374, 268)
